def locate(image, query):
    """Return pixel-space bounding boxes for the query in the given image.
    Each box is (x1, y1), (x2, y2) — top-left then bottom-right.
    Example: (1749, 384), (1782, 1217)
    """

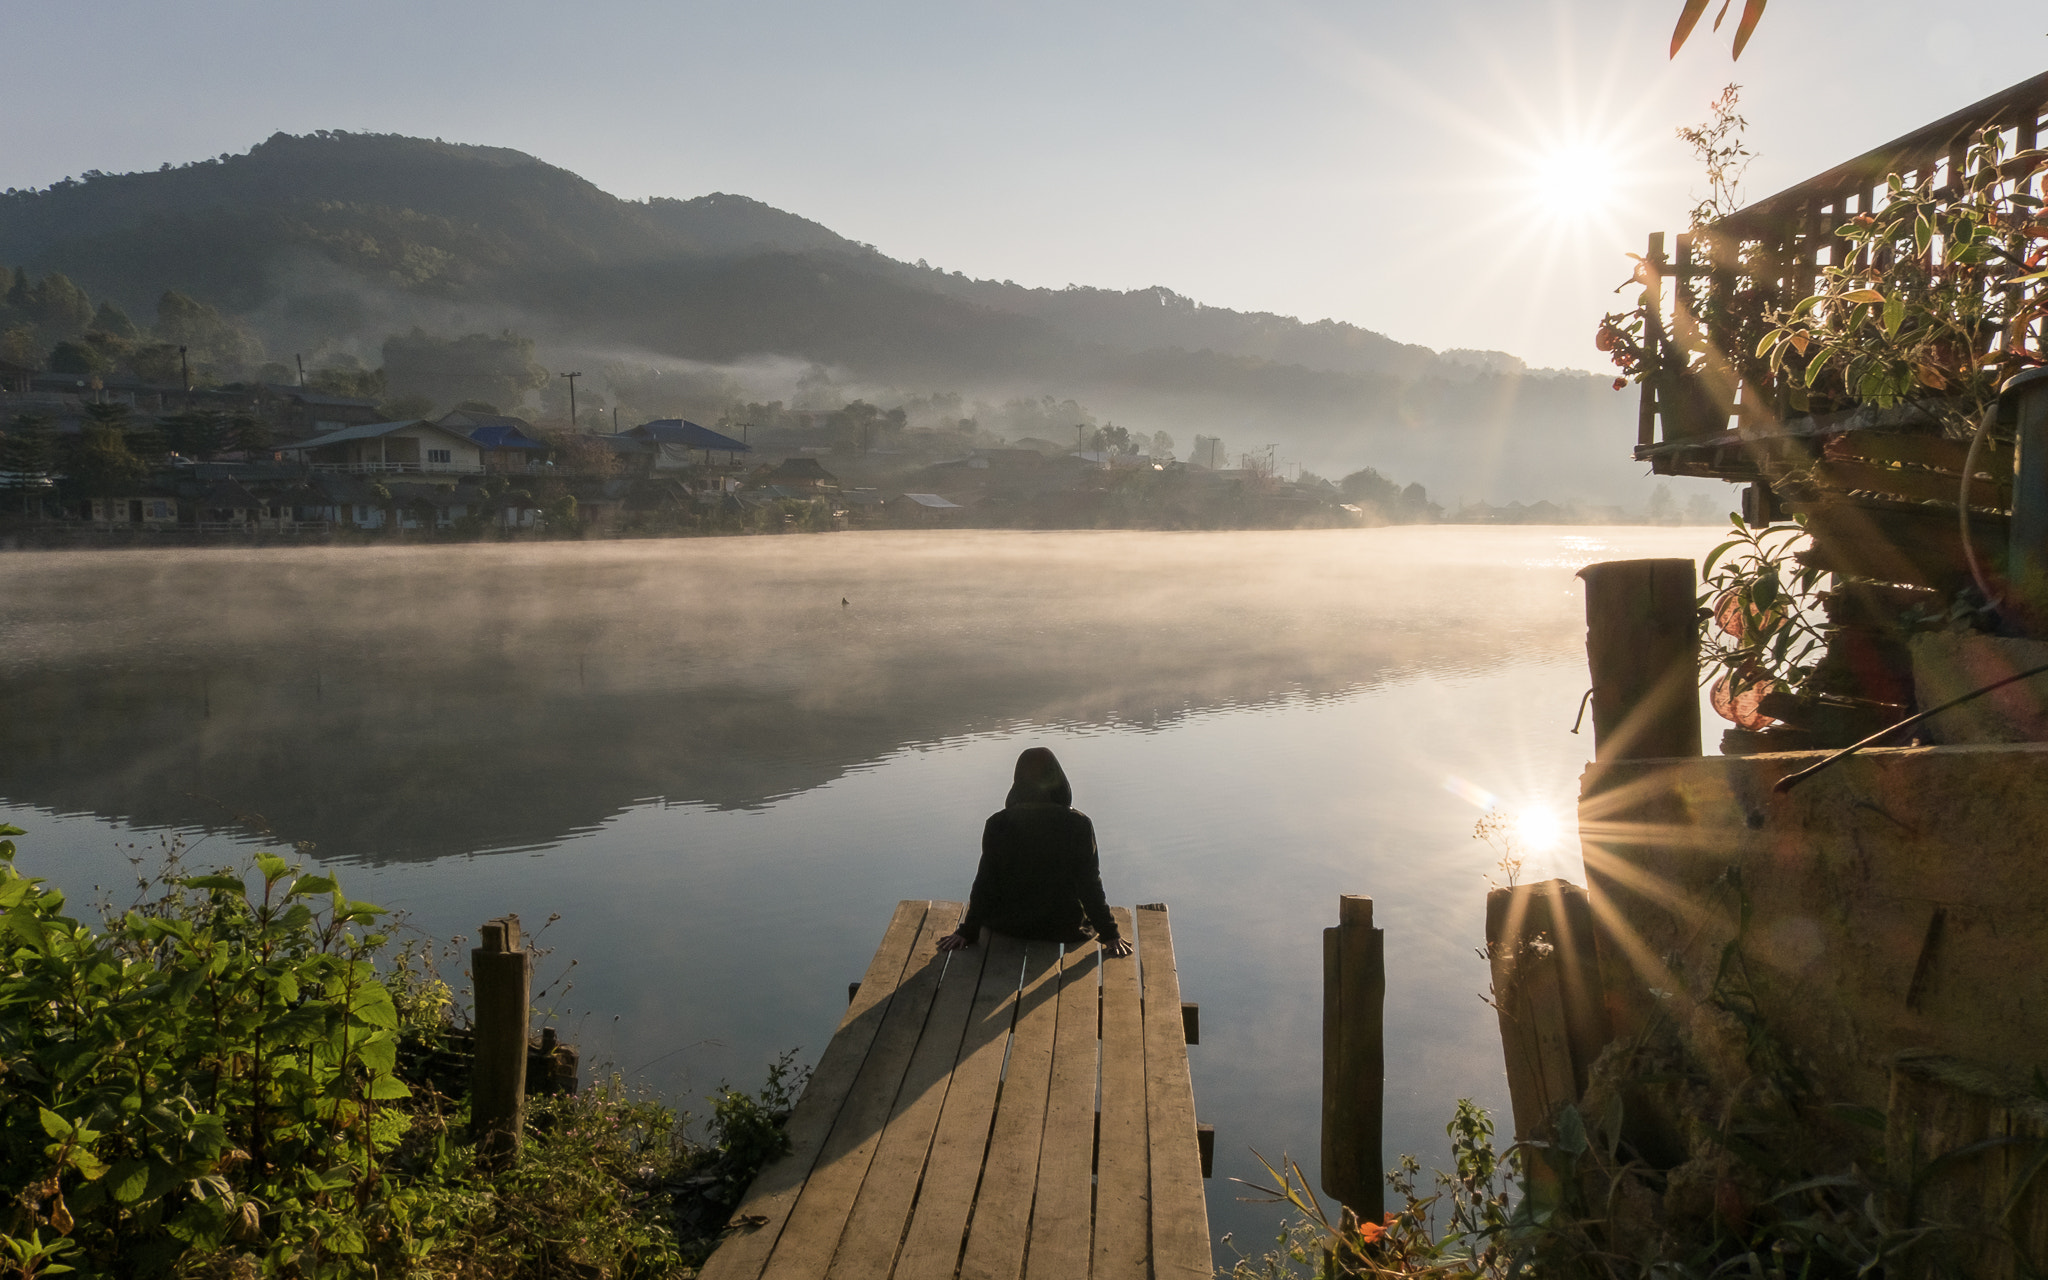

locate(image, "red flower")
(1613, 377), (1628, 391)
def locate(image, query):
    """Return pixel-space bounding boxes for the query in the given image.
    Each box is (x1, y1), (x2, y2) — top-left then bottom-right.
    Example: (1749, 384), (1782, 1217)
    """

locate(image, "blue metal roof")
(626, 419), (751, 452)
(469, 424), (545, 450)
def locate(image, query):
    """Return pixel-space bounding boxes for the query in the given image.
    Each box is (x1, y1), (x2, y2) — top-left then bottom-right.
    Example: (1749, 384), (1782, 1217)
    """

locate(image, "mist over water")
(1, 525), (1724, 1258)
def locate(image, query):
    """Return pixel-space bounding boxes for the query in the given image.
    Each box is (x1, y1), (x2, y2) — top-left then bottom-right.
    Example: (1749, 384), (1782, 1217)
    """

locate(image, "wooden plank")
(890, 932), (1029, 1280)
(825, 905), (985, 1280)
(958, 940), (1063, 1280)
(1022, 939), (1101, 1280)
(700, 900), (933, 1280)
(1824, 430), (2012, 476)
(1808, 458), (2008, 509)
(1136, 904), (1211, 1279)
(765, 905), (958, 1278)
(1093, 907), (1149, 1280)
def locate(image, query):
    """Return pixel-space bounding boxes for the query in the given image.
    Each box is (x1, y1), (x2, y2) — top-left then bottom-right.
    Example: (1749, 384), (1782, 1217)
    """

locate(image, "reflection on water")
(1, 525), (1723, 1258)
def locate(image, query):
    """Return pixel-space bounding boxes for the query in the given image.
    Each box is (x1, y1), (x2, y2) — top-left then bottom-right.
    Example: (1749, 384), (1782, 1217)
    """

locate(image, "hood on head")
(1005, 746), (1072, 807)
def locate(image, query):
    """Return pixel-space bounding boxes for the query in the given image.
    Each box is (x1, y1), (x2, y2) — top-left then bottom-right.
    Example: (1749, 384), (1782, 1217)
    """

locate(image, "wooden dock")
(699, 899), (1210, 1280)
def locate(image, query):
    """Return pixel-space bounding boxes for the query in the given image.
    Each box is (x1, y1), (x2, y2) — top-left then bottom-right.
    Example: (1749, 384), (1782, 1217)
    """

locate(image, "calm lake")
(0, 525), (1722, 1261)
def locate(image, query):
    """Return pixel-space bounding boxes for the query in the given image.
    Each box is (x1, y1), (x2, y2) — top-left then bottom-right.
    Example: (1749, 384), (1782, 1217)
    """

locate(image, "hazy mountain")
(0, 131), (1647, 501)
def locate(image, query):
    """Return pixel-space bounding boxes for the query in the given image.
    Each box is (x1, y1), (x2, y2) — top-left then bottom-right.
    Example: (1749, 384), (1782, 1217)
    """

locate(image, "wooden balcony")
(1628, 71), (2048, 495)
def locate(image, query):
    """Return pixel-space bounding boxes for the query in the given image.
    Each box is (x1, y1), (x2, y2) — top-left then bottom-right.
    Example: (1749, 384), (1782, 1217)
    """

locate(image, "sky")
(3, 0), (2044, 373)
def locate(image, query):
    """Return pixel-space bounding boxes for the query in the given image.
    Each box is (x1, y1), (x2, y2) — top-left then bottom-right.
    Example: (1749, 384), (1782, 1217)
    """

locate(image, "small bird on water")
(841, 597), (849, 607)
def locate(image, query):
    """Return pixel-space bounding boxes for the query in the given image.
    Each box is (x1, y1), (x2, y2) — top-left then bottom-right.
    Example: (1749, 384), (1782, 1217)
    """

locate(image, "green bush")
(0, 829), (798, 1279)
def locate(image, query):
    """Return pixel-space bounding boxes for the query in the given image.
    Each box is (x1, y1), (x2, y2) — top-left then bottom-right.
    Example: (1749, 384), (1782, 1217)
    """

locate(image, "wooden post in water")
(1577, 559), (1701, 764)
(472, 914), (531, 1167)
(1321, 894), (1385, 1223)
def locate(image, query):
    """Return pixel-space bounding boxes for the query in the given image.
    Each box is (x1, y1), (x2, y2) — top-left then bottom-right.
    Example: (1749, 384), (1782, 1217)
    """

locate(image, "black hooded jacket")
(959, 748), (1121, 946)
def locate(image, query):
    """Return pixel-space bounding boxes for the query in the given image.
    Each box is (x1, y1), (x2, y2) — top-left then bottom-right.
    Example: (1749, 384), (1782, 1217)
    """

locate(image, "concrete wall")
(1578, 743), (2048, 1113)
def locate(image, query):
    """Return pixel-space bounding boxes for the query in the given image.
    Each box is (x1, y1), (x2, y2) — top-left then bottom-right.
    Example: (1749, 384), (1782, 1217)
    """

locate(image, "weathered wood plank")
(1808, 458), (2008, 509)
(890, 932), (1029, 1280)
(1136, 904), (1211, 1280)
(1022, 939), (1101, 1280)
(958, 940), (1063, 1280)
(1093, 907), (1150, 1280)
(700, 900), (932, 1280)
(824, 905), (983, 1280)
(765, 904), (957, 1278)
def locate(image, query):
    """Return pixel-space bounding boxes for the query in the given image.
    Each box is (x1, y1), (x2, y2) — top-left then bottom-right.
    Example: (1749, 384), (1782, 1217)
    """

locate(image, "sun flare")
(1523, 141), (1622, 223)
(1509, 803), (1565, 854)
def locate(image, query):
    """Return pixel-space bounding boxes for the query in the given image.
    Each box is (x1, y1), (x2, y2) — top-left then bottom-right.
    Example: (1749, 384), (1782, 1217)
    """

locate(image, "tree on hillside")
(382, 329), (546, 414)
(23, 273), (93, 338)
(0, 324), (40, 369)
(90, 301), (139, 340)
(307, 355), (385, 400)
(154, 291), (264, 377)
(48, 340), (112, 376)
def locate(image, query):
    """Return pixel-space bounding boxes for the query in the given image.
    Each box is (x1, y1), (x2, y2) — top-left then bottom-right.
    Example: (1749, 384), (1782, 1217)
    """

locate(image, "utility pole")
(295, 353), (306, 388)
(612, 406), (619, 433)
(179, 346), (190, 393)
(560, 371), (581, 432)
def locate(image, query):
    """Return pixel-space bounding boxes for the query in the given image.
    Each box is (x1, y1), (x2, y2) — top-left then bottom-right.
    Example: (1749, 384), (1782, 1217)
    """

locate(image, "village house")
(615, 419), (752, 472)
(757, 456), (839, 491)
(438, 409), (550, 471)
(280, 420), (483, 475)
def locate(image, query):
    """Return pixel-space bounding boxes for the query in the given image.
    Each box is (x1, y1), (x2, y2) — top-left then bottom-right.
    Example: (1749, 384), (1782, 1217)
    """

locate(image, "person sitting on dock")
(937, 746), (1135, 958)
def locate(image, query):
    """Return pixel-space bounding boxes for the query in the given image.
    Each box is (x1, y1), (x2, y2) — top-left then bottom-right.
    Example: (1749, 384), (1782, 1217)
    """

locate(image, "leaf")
(1840, 288), (1885, 305)
(1669, 0), (1712, 56)
(180, 875), (246, 893)
(1730, 0), (1768, 58)
(367, 1074), (413, 1101)
(39, 1107), (72, 1140)
(107, 1159), (151, 1204)
(1884, 293), (1905, 339)
(254, 852), (291, 885)
(289, 875), (338, 898)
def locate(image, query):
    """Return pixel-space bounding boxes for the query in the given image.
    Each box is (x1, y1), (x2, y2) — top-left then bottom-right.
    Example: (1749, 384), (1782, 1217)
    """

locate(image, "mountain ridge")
(0, 130), (1648, 501)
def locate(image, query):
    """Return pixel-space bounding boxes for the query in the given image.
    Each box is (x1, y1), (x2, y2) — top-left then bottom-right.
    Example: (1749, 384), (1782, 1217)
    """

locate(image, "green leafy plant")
(1699, 513), (1826, 728)
(0, 832), (804, 1279)
(1758, 128), (2047, 426)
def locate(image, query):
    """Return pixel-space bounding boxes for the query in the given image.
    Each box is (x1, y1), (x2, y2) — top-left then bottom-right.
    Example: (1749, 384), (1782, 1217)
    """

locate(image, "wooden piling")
(1321, 894), (1385, 1223)
(1483, 880), (1610, 1142)
(1577, 558), (1701, 764)
(472, 914), (532, 1167)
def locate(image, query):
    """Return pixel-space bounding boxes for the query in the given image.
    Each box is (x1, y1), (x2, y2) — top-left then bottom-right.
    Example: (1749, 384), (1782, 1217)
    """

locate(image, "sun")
(1523, 141), (1623, 223)
(1508, 803), (1566, 854)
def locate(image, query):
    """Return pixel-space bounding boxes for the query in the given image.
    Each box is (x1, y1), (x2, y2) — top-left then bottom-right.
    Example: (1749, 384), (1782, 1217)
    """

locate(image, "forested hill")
(0, 130), (1646, 501)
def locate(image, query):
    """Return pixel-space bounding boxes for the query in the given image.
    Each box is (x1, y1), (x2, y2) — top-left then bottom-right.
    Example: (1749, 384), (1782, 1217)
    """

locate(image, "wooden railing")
(1633, 71), (2048, 486)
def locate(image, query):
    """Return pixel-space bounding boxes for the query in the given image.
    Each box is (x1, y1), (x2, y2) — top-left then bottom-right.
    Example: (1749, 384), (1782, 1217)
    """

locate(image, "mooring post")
(1483, 879), (1610, 1142)
(1321, 894), (1385, 1224)
(1577, 558), (1701, 764)
(472, 914), (531, 1167)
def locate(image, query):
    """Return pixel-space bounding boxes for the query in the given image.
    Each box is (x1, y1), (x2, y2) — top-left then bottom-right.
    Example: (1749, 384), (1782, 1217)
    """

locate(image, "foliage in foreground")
(0, 828), (800, 1279)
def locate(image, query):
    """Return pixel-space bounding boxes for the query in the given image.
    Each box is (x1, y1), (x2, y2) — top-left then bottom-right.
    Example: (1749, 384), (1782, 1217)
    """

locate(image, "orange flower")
(1356, 1218), (1386, 1244)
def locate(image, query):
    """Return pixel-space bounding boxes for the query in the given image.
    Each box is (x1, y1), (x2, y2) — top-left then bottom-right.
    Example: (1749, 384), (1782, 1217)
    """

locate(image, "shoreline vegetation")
(0, 832), (807, 1280)
(3, 834), (1973, 1278)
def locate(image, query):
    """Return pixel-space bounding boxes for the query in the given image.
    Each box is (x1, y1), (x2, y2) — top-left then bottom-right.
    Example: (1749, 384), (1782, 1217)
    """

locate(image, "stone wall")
(1577, 742), (2048, 1114)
